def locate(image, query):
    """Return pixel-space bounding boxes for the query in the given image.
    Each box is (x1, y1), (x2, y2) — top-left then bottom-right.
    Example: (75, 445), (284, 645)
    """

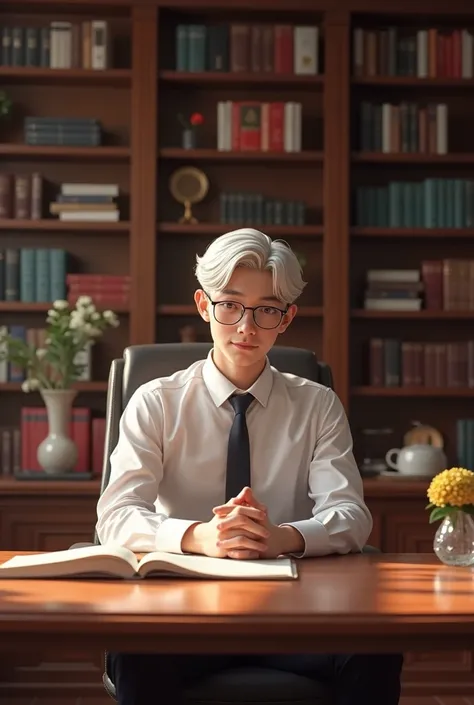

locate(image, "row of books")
(18, 409), (105, 475)
(353, 27), (474, 79)
(0, 173), (42, 220)
(51, 182), (120, 222)
(24, 117), (102, 147)
(1, 248), (66, 302)
(362, 262), (474, 312)
(217, 101), (302, 152)
(368, 338), (474, 389)
(0, 21), (110, 69)
(0, 325), (91, 383)
(0, 176), (122, 222)
(359, 102), (448, 155)
(219, 193), (306, 226)
(175, 23), (319, 75)
(66, 274), (130, 306)
(355, 179), (474, 229)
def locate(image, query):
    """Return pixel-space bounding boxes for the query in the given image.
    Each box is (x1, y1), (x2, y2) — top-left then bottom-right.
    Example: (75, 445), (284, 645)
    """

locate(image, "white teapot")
(385, 443), (447, 477)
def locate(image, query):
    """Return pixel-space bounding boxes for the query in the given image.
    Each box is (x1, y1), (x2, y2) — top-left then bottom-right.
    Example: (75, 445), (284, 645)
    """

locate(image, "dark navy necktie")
(225, 393), (254, 502)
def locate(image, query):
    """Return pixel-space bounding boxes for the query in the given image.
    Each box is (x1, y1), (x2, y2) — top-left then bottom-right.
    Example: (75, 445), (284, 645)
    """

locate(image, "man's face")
(195, 267), (297, 372)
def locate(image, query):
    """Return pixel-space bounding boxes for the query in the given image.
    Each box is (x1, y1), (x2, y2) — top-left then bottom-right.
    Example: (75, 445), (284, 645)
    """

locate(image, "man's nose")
(237, 308), (257, 333)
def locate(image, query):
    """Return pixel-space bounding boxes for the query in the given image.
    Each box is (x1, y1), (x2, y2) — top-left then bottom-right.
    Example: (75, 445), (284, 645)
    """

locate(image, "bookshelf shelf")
(0, 219), (130, 232)
(353, 152), (474, 164)
(0, 67), (132, 85)
(157, 223), (323, 237)
(352, 386), (474, 397)
(352, 76), (474, 87)
(157, 305), (324, 317)
(351, 227), (474, 238)
(0, 381), (108, 393)
(159, 149), (324, 163)
(0, 145), (131, 160)
(351, 310), (474, 319)
(160, 71), (324, 86)
(0, 302), (130, 313)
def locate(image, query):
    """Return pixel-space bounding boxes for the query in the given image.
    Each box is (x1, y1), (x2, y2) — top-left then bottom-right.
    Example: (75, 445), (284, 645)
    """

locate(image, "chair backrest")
(100, 343), (333, 499)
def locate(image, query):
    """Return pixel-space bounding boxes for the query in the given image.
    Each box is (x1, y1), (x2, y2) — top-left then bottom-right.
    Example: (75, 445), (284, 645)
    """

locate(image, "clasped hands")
(182, 486), (304, 560)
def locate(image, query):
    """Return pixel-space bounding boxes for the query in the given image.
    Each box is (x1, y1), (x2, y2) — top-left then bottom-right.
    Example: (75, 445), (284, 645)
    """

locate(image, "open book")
(0, 544), (298, 580)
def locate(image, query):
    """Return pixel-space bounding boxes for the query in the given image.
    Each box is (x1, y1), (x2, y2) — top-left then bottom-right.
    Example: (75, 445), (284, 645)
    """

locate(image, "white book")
(382, 103), (392, 153)
(91, 20), (109, 70)
(462, 30), (473, 79)
(293, 102), (302, 152)
(59, 210), (119, 221)
(436, 104), (448, 155)
(0, 544), (298, 581)
(367, 269), (420, 283)
(284, 102), (301, 152)
(49, 22), (67, 69)
(61, 22), (72, 68)
(364, 298), (422, 311)
(416, 30), (428, 78)
(61, 183), (119, 197)
(294, 26), (319, 75)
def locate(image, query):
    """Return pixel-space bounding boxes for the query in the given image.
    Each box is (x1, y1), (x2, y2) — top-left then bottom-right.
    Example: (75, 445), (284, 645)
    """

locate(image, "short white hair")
(195, 228), (306, 304)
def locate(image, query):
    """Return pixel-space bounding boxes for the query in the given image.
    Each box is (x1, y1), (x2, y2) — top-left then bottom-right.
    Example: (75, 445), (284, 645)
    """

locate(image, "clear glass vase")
(433, 511), (474, 567)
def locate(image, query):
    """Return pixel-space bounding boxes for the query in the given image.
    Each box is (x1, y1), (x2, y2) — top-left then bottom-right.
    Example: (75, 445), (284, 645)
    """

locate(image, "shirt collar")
(202, 349), (273, 409)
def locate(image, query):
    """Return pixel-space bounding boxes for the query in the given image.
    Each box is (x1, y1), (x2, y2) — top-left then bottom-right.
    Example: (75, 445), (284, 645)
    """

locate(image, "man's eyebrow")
(220, 288), (282, 304)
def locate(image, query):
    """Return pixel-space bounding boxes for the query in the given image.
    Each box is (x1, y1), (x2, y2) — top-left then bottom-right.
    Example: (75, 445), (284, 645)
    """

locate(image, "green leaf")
(429, 506), (450, 523)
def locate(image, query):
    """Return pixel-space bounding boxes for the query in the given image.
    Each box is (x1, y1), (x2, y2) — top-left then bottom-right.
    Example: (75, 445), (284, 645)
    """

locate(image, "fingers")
(227, 549), (260, 560)
(236, 487), (267, 512)
(217, 514), (270, 539)
(217, 534), (267, 554)
(213, 504), (266, 522)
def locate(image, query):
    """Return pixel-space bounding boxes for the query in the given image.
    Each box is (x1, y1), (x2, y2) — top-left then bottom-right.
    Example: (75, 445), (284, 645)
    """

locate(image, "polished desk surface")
(0, 551), (473, 653)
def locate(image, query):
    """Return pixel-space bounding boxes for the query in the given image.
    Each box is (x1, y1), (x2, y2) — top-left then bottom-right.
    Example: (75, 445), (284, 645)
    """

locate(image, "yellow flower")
(427, 467), (474, 508)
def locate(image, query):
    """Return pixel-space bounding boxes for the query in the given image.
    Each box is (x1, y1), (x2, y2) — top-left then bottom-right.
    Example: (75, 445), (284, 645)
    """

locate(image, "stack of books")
(24, 117), (101, 147)
(50, 183), (120, 222)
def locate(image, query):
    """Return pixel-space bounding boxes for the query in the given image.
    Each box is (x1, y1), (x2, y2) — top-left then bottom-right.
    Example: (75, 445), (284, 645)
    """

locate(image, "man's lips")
(231, 342), (258, 349)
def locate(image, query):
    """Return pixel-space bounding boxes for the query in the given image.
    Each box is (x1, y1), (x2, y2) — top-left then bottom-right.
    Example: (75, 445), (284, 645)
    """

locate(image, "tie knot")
(229, 393), (254, 415)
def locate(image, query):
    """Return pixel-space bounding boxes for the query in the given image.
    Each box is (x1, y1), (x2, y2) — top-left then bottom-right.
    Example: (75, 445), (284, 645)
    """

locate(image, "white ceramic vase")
(37, 389), (78, 474)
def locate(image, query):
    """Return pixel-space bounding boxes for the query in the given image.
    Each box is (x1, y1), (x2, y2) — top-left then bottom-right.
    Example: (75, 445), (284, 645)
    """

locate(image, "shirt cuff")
(280, 519), (330, 558)
(155, 518), (200, 554)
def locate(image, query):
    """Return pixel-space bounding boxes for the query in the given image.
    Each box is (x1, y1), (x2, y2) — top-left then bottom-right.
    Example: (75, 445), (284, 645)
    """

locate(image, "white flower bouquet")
(0, 296), (119, 391)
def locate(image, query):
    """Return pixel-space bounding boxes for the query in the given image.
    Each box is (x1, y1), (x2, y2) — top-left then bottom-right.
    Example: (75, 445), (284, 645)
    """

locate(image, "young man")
(96, 228), (403, 705)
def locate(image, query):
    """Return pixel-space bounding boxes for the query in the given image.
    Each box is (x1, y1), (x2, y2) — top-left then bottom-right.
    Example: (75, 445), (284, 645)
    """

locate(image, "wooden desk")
(0, 551), (473, 656)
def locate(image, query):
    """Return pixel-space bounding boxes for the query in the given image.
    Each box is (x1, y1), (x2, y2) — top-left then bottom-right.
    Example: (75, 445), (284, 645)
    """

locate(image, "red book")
(92, 418), (106, 476)
(236, 102), (262, 151)
(269, 102), (284, 151)
(274, 25), (293, 73)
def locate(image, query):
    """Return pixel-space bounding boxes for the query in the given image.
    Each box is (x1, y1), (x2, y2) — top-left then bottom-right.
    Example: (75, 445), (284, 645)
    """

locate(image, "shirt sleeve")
(280, 388), (373, 557)
(95, 387), (198, 553)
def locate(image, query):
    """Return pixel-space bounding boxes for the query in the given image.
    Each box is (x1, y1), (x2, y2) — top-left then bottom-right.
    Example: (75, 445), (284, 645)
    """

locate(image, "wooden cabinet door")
(0, 496), (97, 551)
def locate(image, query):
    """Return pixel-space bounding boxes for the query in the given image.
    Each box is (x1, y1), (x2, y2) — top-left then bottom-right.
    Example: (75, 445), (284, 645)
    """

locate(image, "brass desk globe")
(169, 166), (209, 224)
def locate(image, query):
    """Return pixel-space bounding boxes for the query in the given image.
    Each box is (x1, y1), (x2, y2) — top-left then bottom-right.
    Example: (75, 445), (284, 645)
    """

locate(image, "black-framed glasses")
(204, 292), (288, 330)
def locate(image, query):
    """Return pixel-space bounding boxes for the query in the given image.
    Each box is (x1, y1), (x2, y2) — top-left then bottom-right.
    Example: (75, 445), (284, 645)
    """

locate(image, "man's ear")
(278, 304), (297, 334)
(194, 289), (210, 321)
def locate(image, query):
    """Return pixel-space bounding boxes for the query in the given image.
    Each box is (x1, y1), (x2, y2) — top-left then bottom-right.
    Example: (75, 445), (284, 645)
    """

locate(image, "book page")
(0, 544), (140, 579)
(138, 552), (297, 580)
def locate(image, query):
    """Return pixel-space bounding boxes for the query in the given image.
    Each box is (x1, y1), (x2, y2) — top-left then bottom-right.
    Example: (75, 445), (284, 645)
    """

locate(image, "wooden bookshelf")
(0, 67), (132, 84)
(159, 148), (324, 162)
(157, 223), (323, 237)
(2, 1), (474, 703)
(160, 70), (324, 86)
(0, 218), (130, 232)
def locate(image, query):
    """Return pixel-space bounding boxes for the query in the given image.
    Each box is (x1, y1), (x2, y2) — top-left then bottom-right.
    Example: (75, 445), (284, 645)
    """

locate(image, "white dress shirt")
(96, 351), (373, 557)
